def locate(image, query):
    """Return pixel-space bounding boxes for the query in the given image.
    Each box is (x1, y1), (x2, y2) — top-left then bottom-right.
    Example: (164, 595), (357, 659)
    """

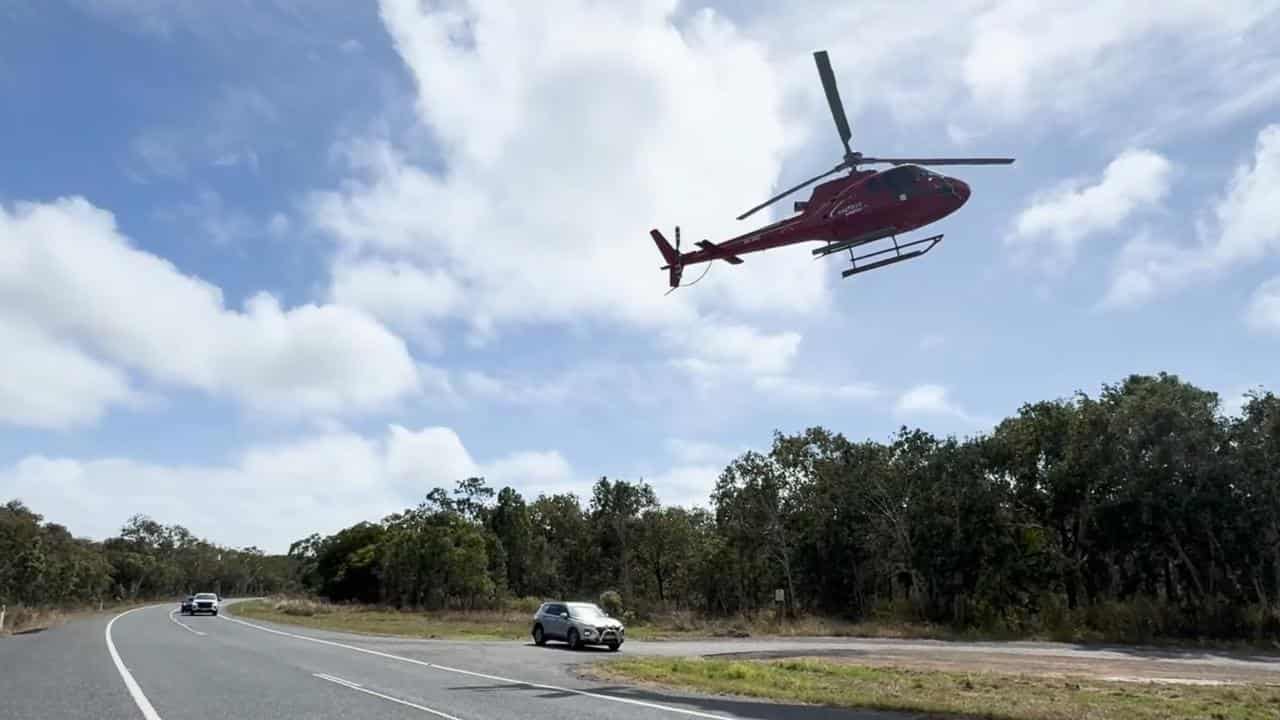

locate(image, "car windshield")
(568, 604), (608, 620)
(195, 594), (217, 600)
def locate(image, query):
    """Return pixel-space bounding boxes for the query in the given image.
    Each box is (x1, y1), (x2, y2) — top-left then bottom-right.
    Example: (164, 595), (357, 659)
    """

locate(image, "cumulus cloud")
(0, 317), (139, 429)
(747, 0), (1279, 144)
(961, 1), (1273, 124)
(309, 0), (826, 351)
(1008, 149), (1173, 265)
(329, 258), (464, 337)
(751, 375), (880, 403)
(666, 322), (802, 380)
(1102, 124), (1280, 308)
(1246, 277), (1280, 333)
(2, 425), (574, 553)
(0, 196), (420, 428)
(894, 383), (990, 431)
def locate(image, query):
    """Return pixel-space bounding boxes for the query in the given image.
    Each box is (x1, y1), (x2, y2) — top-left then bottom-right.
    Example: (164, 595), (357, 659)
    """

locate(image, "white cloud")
(1102, 124), (1280, 308)
(0, 196), (420, 427)
(746, 1), (1279, 142)
(961, 1), (1272, 124)
(645, 464), (721, 509)
(665, 438), (739, 466)
(329, 258), (464, 336)
(752, 375), (880, 403)
(1246, 277), (1280, 333)
(894, 383), (989, 431)
(0, 316), (139, 430)
(1, 424), (574, 553)
(309, 0), (826, 349)
(666, 322), (801, 379)
(1219, 384), (1263, 418)
(1008, 149), (1173, 265)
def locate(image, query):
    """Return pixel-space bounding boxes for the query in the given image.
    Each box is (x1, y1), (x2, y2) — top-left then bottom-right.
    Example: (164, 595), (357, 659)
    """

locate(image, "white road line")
(313, 673), (465, 720)
(168, 610), (206, 636)
(106, 606), (164, 720)
(222, 613), (734, 720)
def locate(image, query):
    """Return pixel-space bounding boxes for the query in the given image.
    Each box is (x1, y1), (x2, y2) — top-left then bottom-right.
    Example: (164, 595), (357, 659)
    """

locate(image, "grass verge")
(593, 657), (1280, 720)
(0, 600), (153, 636)
(227, 597), (1280, 653)
(233, 599), (531, 640)
(229, 597), (965, 642)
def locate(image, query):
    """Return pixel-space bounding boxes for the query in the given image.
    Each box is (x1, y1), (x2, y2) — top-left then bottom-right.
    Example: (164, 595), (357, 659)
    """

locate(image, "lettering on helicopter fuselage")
(834, 202), (866, 217)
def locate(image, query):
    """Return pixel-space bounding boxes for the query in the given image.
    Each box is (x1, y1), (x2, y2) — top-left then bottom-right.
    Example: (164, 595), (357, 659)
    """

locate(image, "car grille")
(197, 602), (213, 608)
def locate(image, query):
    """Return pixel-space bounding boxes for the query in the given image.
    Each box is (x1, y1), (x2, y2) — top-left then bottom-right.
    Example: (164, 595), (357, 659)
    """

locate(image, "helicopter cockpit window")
(883, 168), (914, 195)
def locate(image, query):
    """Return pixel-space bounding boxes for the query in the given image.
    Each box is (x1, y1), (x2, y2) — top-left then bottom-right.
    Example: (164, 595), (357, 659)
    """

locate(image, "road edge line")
(221, 613), (731, 720)
(106, 605), (164, 720)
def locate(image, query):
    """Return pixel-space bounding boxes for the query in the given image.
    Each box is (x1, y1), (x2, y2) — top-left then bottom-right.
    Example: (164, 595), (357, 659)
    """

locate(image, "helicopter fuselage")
(675, 164), (970, 267)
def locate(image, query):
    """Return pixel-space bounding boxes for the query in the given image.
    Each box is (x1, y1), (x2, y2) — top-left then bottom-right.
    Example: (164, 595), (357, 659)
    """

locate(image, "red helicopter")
(650, 50), (1014, 291)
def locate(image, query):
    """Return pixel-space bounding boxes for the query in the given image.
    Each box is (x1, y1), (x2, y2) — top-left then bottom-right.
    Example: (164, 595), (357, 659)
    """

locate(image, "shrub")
(273, 598), (333, 617)
(508, 596), (545, 614)
(599, 590), (624, 617)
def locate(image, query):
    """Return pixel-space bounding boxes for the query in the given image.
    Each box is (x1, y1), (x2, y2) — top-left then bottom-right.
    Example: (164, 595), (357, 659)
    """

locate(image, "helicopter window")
(883, 169), (913, 194)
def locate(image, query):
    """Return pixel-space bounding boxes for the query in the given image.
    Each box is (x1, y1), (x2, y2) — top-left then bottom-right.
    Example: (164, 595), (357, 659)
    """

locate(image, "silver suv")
(531, 601), (624, 651)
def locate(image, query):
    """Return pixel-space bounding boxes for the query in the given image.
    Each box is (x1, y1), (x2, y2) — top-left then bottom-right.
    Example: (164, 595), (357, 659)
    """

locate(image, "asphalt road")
(4, 600), (1280, 720)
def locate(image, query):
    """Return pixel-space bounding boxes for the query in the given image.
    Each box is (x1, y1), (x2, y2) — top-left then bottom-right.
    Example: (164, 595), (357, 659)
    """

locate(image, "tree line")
(287, 373), (1280, 642)
(0, 505), (290, 607)
(6, 372), (1280, 642)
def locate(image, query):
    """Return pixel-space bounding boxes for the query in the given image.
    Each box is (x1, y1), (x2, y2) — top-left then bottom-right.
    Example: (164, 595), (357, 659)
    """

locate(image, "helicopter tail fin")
(651, 229), (679, 266)
(650, 228), (684, 288)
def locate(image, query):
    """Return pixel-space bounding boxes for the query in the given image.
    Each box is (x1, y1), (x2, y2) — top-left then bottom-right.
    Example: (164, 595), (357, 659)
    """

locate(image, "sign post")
(774, 588), (785, 622)
(1, 604), (6, 632)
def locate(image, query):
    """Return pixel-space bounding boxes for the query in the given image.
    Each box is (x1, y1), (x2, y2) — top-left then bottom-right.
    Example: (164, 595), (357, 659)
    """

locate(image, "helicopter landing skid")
(839, 233), (942, 279)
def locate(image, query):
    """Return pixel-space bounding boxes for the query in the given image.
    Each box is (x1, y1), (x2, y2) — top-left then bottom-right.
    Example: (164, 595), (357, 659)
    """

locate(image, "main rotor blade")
(860, 157), (1016, 166)
(736, 165), (844, 221)
(813, 51), (852, 156)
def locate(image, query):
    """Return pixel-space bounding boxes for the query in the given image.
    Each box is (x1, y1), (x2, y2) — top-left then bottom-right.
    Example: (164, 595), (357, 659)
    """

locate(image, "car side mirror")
(560, 612), (569, 618)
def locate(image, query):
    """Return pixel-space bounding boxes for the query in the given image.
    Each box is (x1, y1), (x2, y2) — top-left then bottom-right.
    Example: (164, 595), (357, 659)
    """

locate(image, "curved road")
(3, 600), (1279, 719)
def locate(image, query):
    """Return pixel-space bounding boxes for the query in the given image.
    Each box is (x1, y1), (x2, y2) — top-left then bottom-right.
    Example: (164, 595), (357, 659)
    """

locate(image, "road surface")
(3, 600), (1279, 720)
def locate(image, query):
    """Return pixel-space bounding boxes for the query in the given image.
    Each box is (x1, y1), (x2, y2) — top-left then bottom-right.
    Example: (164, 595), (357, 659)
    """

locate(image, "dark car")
(179, 595), (195, 614)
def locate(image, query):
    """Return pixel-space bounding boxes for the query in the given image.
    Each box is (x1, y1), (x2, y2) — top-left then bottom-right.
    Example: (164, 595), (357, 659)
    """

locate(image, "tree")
(590, 478), (656, 601)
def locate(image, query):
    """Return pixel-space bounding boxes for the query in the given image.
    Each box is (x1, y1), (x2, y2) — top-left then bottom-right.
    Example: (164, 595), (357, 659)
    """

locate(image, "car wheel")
(533, 625), (546, 646)
(607, 641), (619, 652)
(567, 628), (581, 650)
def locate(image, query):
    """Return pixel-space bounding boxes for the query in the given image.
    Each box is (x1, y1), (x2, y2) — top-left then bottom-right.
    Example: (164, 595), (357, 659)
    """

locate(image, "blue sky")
(3, 0), (1279, 553)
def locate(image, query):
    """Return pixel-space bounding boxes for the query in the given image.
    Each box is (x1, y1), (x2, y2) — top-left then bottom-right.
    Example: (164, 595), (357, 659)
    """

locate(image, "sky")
(2, 0), (1279, 554)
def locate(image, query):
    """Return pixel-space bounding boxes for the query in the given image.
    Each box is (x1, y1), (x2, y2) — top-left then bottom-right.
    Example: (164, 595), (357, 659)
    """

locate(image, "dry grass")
(231, 598), (953, 642)
(234, 598), (533, 640)
(0, 601), (152, 636)
(595, 656), (1280, 720)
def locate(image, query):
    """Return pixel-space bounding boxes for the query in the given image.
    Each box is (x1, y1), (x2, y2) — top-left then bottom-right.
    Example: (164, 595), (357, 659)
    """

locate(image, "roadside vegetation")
(232, 595), (963, 641)
(8, 373), (1280, 651)
(594, 657), (1280, 720)
(0, 499), (289, 635)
